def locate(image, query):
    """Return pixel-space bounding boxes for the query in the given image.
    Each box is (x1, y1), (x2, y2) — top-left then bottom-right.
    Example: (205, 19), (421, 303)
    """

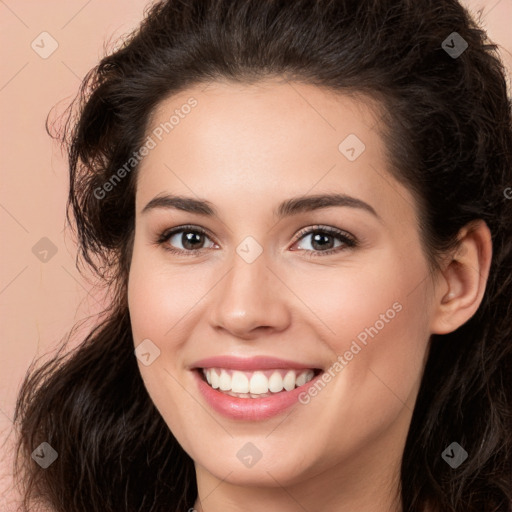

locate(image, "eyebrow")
(141, 192), (380, 220)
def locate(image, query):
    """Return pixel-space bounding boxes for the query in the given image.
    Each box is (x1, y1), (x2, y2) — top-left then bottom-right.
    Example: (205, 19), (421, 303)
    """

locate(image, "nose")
(209, 249), (292, 340)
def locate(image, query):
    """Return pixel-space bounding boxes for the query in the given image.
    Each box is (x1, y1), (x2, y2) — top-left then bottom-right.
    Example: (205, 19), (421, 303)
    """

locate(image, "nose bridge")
(210, 241), (290, 336)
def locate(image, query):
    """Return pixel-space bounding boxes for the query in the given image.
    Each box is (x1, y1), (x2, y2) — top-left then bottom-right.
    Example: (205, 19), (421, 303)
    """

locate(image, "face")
(128, 80), (436, 492)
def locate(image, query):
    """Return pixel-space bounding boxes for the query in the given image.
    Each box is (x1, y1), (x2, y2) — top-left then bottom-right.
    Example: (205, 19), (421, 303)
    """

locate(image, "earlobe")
(430, 220), (492, 335)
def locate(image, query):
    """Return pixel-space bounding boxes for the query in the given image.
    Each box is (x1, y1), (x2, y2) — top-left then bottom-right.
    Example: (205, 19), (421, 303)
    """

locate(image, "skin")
(127, 80), (492, 512)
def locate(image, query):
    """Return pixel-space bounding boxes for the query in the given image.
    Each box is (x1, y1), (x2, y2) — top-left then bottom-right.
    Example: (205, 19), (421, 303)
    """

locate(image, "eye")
(156, 225), (217, 256)
(155, 224), (357, 257)
(291, 225), (357, 257)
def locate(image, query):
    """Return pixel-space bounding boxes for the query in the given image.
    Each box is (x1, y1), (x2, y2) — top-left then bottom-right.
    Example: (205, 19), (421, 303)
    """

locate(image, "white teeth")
(283, 370), (296, 391)
(210, 369), (219, 389)
(295, 372), (307, 387)
(202, 368), (316, 397)
(249, 371), (268, 394)
(219, 369), (231, 391)
(268, 372), (283, 392)
(231, 371), (249, 393)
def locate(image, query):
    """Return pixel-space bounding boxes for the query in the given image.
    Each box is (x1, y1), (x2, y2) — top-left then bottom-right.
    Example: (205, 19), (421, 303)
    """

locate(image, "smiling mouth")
(197, 367), (323, 398)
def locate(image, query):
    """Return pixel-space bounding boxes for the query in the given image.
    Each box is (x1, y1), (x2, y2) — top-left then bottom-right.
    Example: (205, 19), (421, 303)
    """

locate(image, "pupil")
(312, 233), (333, 250)
(183, 232), (203, 250)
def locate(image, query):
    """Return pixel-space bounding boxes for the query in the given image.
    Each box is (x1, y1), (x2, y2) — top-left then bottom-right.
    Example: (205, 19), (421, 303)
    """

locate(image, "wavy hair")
(13, 0), (512, 511)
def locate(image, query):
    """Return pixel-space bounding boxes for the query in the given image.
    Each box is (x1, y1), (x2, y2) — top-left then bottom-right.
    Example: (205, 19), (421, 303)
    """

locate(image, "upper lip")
(190, 355), (321, 371)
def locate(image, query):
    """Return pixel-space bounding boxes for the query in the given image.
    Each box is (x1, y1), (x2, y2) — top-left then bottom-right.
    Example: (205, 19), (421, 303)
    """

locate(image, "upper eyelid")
(295, 225), (355, 240)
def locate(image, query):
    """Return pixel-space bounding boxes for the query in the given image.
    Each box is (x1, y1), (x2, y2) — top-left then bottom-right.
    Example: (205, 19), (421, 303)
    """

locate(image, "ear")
(430, 220), (492, 335)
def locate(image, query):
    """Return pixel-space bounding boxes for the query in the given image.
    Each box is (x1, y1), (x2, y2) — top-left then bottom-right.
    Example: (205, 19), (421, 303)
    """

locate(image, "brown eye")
(292, 226), (357, 257)
(157, 225), (216, 255)
(174, 231), (207, 250)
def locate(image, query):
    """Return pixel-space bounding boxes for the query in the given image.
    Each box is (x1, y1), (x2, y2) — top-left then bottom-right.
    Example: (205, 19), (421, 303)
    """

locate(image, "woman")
(13, 0), (512, 511)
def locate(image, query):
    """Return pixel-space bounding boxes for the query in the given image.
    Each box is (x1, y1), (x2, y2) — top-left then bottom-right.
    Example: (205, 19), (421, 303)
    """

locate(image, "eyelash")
(155, 224), (358, 258)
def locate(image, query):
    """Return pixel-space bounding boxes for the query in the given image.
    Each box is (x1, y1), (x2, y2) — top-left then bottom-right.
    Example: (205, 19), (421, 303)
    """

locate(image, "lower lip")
(193, 369), (323, 421)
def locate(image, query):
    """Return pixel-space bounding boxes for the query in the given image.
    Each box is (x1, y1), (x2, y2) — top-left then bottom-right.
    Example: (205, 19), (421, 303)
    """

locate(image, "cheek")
(293, 251), (427, 342)
(294, 249), (431, 401)
(127, 247), (208, 344)
(286, 261), (431, 469)
(127, 252), (202, 443)
(127, 248), (190, 396)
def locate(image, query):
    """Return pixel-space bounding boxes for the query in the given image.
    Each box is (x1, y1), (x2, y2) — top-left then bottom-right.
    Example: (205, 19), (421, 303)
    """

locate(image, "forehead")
(136, 80), (417, 228)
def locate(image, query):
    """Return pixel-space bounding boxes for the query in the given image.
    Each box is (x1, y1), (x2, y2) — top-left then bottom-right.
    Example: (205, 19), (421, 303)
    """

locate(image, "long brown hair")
(14, 1), (512, 510)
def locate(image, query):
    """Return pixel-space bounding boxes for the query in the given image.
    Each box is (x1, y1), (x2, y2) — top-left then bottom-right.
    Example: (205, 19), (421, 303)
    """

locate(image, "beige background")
(1, 1), (511, 509)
